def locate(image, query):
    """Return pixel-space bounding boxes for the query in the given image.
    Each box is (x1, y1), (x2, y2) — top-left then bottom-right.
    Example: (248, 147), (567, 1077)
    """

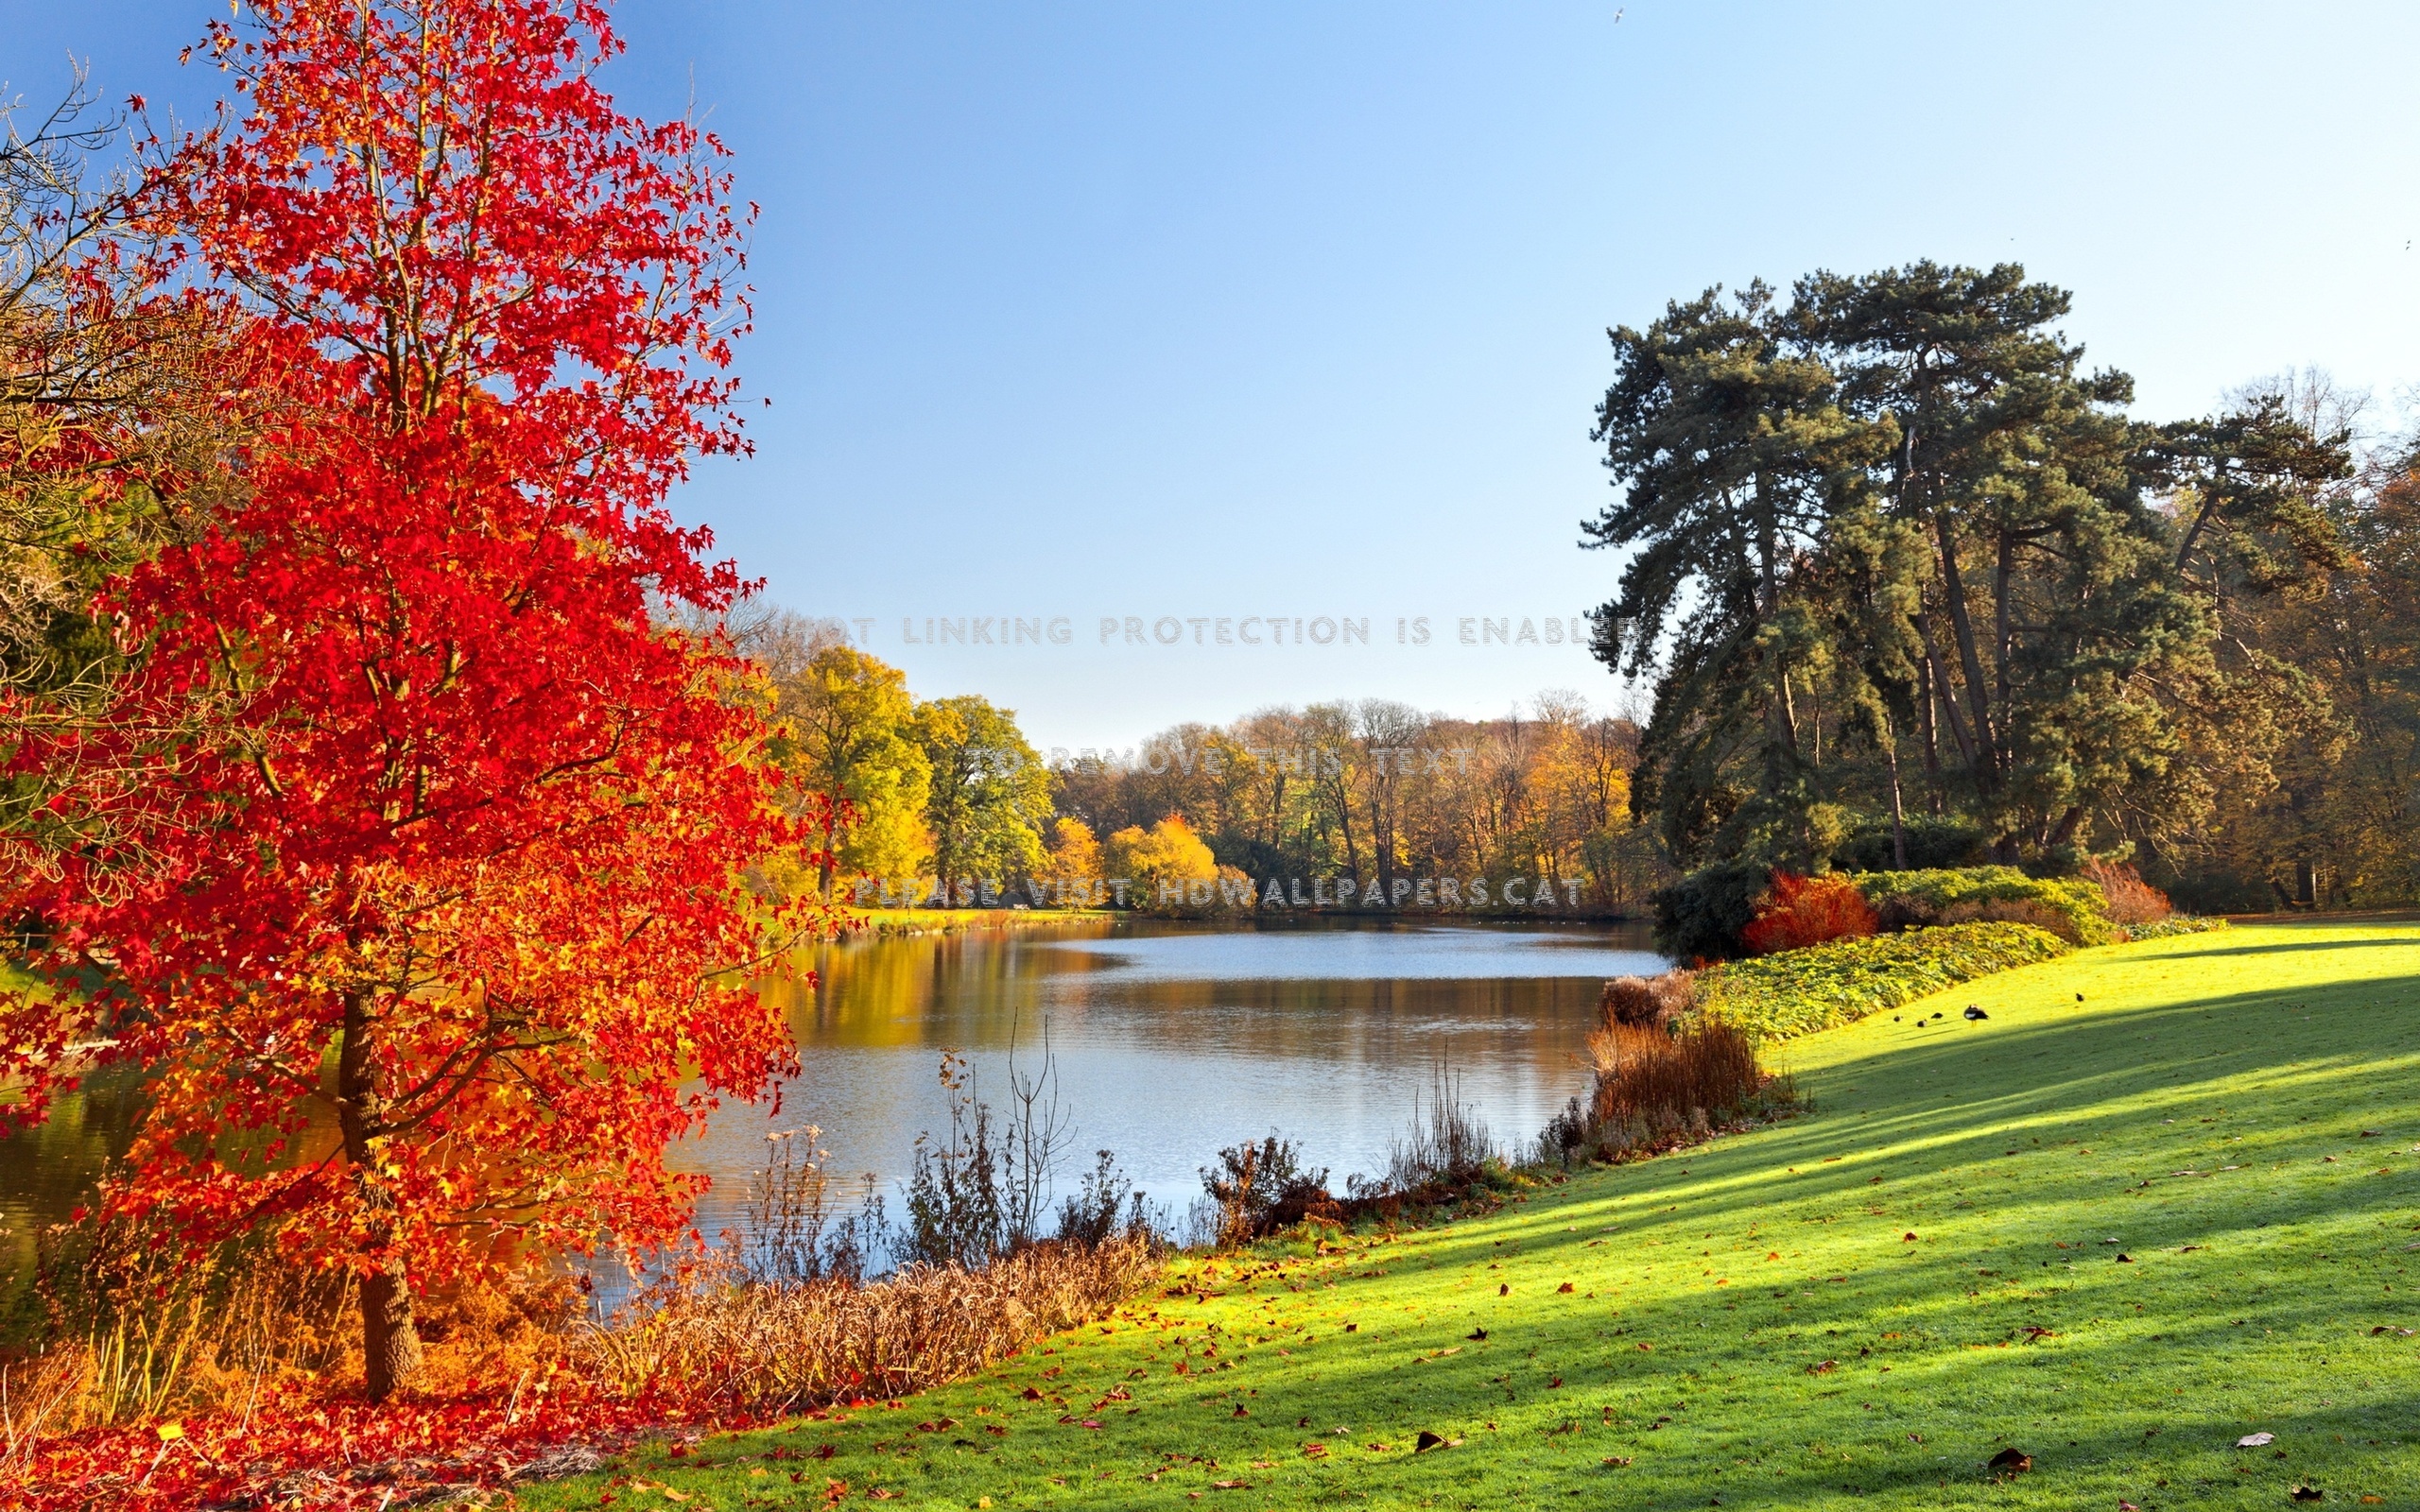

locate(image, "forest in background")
(741, 605), (1665, 912)
(756, 273), (2420, 919)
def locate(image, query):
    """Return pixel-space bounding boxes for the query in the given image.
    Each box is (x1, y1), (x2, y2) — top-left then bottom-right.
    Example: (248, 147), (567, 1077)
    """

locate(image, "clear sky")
(10, 3), (2418, 752)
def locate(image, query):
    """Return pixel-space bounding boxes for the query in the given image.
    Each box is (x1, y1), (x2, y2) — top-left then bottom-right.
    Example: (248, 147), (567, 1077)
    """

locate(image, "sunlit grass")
(519, 918), (2420, 1509)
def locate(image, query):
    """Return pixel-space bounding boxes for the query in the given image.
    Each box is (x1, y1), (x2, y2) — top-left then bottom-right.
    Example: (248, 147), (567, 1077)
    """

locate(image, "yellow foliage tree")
(769, 642), (931, 900)
(1103, 814), (1220, 907)
(1039, 816), (1103, 905)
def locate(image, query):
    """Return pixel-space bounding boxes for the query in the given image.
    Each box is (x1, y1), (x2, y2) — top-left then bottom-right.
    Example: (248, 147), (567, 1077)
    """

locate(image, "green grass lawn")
(524, 918), (2420, 1510)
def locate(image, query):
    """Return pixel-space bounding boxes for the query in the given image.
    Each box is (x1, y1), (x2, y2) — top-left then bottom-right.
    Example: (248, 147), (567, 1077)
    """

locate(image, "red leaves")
(1740, 871), (1878, 955)
(10, 1381), (740, 1511)
(0, 0), (813, 1363)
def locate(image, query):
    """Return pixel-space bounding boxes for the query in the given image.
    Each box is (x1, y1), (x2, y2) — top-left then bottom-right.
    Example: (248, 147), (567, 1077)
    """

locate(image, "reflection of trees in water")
(776, 919), (1644, 1060)
(728, 920), (1633, 1212)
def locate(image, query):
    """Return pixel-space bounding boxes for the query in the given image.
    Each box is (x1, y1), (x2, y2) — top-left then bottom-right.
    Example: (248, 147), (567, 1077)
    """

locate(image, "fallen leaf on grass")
(1467, 1328), (1489, 1341)
(1209, 1479), (1252, 1490)
(1302, 1443), (1329, 1458)
(1808, 1361), (1838, 1375)
(1987, 1448), (2031, 1477)
(1602, 1455), (1633, 1467)
(2238, 1433), (2275, 1448)
(1557, 1282), (1575, 1293)
(1019, 1387), (1045, 1401)
(1413, 1431), (1462, 1452)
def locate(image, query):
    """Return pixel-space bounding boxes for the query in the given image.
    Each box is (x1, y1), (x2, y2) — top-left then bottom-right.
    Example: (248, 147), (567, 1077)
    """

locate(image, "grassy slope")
(525, 919), (2420, 1510)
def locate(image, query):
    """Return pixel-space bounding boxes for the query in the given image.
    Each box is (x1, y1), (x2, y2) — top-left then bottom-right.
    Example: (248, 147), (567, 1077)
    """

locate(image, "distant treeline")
(735, 610), (1669, 915)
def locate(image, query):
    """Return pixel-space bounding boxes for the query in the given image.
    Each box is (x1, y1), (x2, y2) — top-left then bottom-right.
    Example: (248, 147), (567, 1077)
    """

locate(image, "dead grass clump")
(1599, 969), (1695, 1029)
(579, 1236), (1159, 1414)
(1587, 1020), (1762, 1128)
(1542, 1017), (1794, 1168)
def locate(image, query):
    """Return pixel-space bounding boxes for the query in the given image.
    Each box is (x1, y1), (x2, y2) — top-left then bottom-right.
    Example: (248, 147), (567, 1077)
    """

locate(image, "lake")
(688, 916), (1665, 1238)
(0, 918), (1663, 1291)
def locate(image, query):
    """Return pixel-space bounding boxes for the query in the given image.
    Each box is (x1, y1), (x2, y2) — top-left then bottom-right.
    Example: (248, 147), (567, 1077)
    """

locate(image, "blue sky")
(10, 3), (2419, 750)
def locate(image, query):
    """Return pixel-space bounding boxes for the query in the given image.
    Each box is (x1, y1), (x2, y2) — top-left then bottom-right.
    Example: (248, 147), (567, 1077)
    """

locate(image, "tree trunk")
(360, 1263), (424, 1403)
(337, 988), (423, 1402)
(1915, 654), (1943, 813)
(1932, 511), (1998, 790)
(1881, 708), (1910, 870)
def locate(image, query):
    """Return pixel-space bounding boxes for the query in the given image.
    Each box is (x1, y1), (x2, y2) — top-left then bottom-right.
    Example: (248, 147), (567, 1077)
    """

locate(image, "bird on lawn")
(1963, 1005), (1989, 1021)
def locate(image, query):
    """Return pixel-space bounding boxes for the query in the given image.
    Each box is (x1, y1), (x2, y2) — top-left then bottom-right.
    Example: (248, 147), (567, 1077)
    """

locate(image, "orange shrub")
(1739, 871), (1878, 955)
(2081, 859), (2172, 926)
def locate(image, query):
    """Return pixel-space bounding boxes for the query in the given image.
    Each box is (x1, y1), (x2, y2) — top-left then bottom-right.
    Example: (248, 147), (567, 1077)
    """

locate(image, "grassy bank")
(842, 909), (1115, 937)
(524, 919), (2420, 1509)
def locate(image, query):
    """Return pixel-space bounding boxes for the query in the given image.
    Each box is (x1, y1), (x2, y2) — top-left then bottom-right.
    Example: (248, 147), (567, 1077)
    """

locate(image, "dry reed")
(578, 1236), (1159, 1414)
(1585, 1019), (1766, 1133)
(1599, 970), (1696, 1028)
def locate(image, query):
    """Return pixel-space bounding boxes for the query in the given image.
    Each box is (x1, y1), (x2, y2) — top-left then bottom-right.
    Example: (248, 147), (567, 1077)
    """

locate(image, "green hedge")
(1692, 921), (2071, 1043)
(1848, 867), (2114, 946)
(2117, 915), (2231, 942)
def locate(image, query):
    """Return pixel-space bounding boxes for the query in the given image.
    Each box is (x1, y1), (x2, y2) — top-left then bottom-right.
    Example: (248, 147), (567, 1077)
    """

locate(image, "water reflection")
(684, 918), (1663, 1236)
(0, 918), (1663, 1291)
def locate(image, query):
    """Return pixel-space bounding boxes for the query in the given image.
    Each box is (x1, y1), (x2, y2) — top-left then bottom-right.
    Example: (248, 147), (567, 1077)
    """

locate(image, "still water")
(689, 917), (1665, 1235)
(0, 919), (1662, 1284)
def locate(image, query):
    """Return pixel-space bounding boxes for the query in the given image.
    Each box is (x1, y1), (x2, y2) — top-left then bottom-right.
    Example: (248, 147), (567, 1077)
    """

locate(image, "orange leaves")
(1739, 871), (1878, 955)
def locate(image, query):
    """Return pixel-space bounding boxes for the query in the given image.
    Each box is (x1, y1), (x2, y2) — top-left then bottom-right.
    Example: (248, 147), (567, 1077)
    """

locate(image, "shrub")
(1053, 1150), (1151, 1247)
(1850, 867), (2113, 945)
(1599, 970), (1696, 1028)
(1649, 861), (1766, 962)
(1695, 920), (2071, 1041)
(1200, 1137), (1332, 1246)
(1381, 1065), (1498, 1192)
(2082, 859), (2172, 926)
(2118, 915), (2230, 942)
(1739, 871), (1879, 954)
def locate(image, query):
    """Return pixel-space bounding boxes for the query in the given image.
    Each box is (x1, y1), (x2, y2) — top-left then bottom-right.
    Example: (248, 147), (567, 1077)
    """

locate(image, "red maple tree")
(0, 0), (805, 1400)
